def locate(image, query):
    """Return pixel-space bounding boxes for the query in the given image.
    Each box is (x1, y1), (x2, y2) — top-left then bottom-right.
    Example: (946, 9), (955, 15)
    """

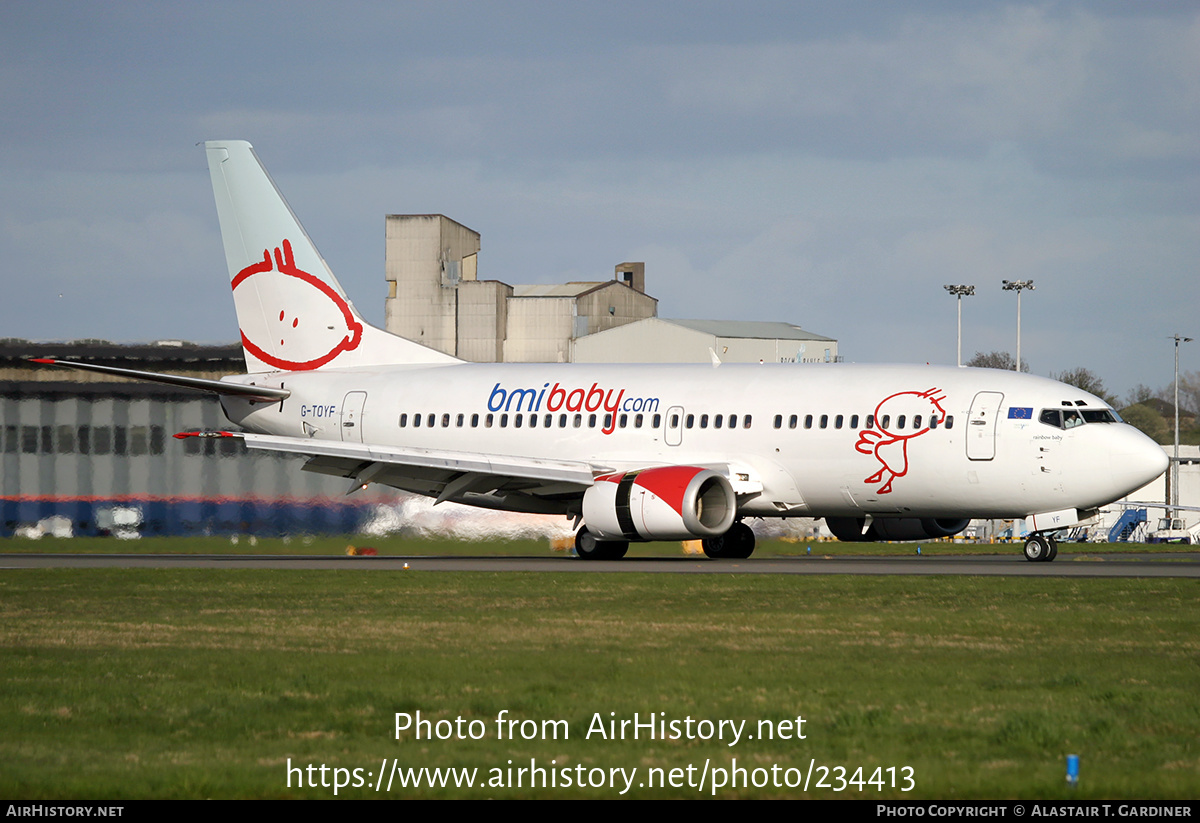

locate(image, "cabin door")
(341, 391), (367, 443)
(966, 391), (1003, 461)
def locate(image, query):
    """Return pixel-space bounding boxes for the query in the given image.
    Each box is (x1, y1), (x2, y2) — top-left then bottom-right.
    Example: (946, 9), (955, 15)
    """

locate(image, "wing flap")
(238, 432), (598, 488)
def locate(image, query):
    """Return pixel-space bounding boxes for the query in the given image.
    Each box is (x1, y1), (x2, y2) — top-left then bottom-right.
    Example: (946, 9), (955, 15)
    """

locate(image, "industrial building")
(573, 318), (839, 364)
(384, 215), (658, 363)
(381, 214), (839, 365)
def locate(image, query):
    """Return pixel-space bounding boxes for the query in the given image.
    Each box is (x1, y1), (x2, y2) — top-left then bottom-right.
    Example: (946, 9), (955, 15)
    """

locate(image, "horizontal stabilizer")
(31, 358), (290, 401)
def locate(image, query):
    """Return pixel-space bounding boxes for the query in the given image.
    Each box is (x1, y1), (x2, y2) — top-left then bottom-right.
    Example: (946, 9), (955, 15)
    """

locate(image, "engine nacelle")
(583, 466), (736, 541)
(825, 517), (971, 542)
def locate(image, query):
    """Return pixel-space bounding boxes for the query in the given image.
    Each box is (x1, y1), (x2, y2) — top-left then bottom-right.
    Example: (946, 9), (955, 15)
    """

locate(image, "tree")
(966, 351), (1029, 372)
(1173, 370), (1200, 419)
(1119, 402), (1170, 445)
(1051, 367), (1116, 405)
(1125, 383), (1155, 407)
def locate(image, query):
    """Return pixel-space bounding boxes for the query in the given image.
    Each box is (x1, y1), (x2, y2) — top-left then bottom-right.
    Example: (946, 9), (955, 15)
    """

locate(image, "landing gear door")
(341, 391), (367, 443)
(966, 391), (1003, 461)
(665, 406), (684, 447)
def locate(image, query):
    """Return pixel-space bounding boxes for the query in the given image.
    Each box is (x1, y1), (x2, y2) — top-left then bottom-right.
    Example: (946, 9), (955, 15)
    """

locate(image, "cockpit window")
(1041, 407), (1120, 429)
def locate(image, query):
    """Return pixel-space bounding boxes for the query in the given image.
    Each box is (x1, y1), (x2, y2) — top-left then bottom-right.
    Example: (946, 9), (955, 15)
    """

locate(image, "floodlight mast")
(943, 285), (975, 367)
(1001, 280), (1035, 371)
(1172, 334), (1193, 519)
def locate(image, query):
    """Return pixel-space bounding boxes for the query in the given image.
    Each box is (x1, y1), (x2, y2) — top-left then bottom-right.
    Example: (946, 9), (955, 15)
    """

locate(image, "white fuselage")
(219, 362), (1167, 521)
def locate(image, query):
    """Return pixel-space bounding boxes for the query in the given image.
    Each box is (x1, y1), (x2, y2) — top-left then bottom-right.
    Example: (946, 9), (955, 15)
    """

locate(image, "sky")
(1, 1), (1196, 401)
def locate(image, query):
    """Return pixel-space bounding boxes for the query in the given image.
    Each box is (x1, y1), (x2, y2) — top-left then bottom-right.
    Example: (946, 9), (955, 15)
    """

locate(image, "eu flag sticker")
(1008, 407), (1033, 419)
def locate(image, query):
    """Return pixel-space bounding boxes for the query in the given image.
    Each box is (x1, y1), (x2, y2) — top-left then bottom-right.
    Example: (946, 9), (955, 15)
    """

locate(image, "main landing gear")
(701, 521), (756, 559)
(574, 527), (628, 560)
(573, 522), (757, 560)
(1023, 533), (1059, 562)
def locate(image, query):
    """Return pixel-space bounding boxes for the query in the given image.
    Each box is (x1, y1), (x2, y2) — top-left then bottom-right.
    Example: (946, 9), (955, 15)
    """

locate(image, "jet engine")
(825, 517), (971, 542)
(582, 466), (736, 541)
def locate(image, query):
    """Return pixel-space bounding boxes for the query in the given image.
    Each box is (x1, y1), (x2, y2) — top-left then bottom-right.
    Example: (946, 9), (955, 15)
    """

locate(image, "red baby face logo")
(231, 239), (363, 370)
(854, 388), (947, 494)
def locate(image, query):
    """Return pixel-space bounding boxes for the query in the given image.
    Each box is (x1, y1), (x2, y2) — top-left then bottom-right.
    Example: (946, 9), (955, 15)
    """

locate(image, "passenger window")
(896, 415), (905, 429)
(486, 414), (494, 428)
(635, 414), (643, 428)
(881, 415), (890, 430)
(714, 414), (723, 429)
(588, 414), (597, 428)
(471, 414), (479, 427)
(913, 415), (921, 429)
(804, 415), (813, 429)
(456, 414), (464, 427)
(866, 414), (874, 428)
(442, 413), (450, 427)
(619, 413), (627, 428)
(774, 414), (782, 429)
(744, 415), (752, 429)
(545, 414), (553, 427)
(560, 414), (568, 428)
(604, 413), (613, 430)
(413, 414), (421, 428)
(399, 414), (407, 427)
(789, 414), (798, 429)
(820, 414), (828, 429)
(700, 414), (709, 429)
(850, 414), (859, 429)
(528, 414), (537, 428)
(930, 416), (938, 430)
(653, 414), (662, 428)
(501, 414), (509, 428)
(835, 414), (843, 429)
(514, 414), (522, 428)
(573, 414), (582, 428)
(686, 414), (695, 429)
(729, 414), (738, 428)
(427, 414), (435, 428)
(945, 415), (954, 429)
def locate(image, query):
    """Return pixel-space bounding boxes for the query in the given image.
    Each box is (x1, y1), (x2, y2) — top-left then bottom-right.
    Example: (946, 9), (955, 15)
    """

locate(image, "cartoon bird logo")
(231, 239), (363, 370)
(855, 388), (947, 494)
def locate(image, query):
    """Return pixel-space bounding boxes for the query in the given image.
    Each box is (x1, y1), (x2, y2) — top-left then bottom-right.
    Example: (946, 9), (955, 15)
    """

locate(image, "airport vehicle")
(1149, 516), (1196, 544)
(36, 141), (1169, 561)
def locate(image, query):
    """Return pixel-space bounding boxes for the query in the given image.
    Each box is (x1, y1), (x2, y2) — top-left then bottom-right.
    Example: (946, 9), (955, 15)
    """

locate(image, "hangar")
(0, 341), (383, 537)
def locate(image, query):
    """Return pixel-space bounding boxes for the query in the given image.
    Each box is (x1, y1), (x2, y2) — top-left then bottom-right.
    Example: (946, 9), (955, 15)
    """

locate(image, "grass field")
(1, 565), (1197, 798)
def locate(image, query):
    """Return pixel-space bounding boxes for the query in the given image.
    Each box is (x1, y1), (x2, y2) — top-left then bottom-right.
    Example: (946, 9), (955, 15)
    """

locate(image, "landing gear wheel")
(1046, 536), (1058, 561)
(574, 527), (628, 560)
(1023, 534), (1051, 562)
(702, 522), (756, 559)
(600, 541), (629, 560)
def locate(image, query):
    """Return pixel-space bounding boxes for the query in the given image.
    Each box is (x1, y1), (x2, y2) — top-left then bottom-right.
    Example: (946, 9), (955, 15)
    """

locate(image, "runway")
(3, 552), (1199, 577)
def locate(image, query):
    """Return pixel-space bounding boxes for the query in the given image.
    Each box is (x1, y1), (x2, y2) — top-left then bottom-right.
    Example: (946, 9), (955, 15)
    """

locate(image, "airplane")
(34, 140), (1169, 562)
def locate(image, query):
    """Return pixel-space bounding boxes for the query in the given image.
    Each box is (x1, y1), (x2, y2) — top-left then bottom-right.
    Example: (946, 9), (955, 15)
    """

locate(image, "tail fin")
(204, 140), (459, 372)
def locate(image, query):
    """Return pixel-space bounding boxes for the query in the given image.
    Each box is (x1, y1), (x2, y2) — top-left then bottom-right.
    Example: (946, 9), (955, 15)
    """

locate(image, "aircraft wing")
(181, 431), (599, 514)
